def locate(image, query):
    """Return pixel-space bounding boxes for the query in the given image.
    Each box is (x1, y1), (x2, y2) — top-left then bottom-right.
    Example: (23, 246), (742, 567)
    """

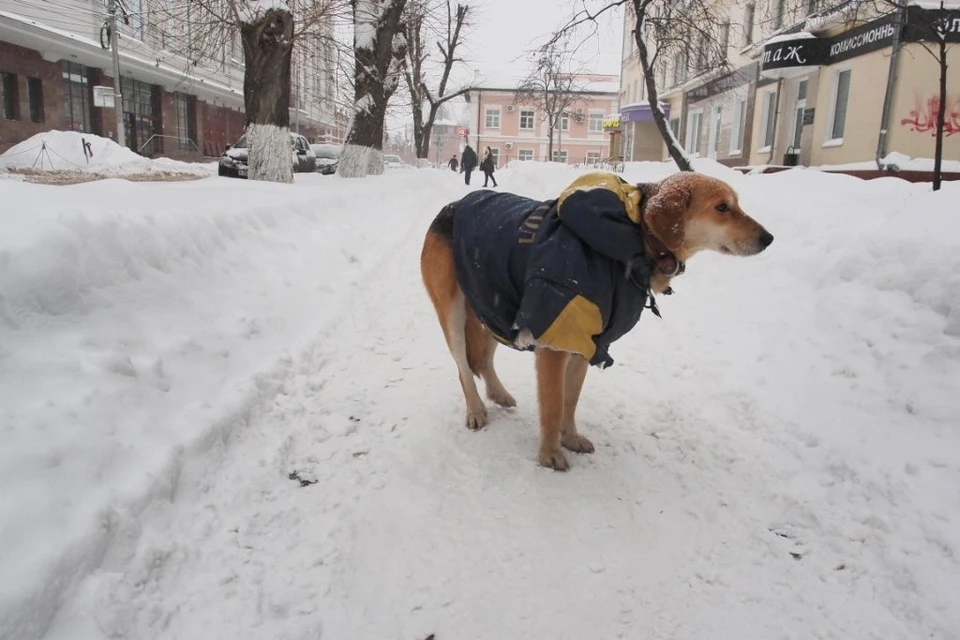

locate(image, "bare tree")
(401, 0), (471, 162)
(338, 0), (409, 178)
(151, 0), (347, 182)
(515, 40), (585, 162)
(542, 0), (736, 171)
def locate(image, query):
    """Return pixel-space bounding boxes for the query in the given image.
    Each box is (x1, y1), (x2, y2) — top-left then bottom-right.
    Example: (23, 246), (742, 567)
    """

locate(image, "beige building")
(465, 76), (618, 166)
(618, 1), (960, 168)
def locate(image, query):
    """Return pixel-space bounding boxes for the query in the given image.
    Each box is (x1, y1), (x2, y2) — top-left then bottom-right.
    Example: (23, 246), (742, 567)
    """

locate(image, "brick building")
(465, 76), (619, 167)
(0, 0), (344, 158)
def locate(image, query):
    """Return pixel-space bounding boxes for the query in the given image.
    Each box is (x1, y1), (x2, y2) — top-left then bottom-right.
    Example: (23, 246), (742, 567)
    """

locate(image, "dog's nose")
(759, 231), (774, 248)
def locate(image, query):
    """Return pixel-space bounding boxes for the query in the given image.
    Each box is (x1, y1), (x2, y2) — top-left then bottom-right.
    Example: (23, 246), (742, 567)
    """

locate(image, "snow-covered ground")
(1, 162), (959, 640)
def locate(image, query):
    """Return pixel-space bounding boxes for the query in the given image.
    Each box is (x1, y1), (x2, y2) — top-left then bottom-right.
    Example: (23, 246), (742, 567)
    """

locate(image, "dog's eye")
(716, 203), (730, 213)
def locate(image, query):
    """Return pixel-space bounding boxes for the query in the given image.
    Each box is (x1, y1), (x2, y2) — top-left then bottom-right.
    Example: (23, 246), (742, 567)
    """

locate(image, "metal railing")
(138, 134), (201, 157)
(489, 154), (625, 173)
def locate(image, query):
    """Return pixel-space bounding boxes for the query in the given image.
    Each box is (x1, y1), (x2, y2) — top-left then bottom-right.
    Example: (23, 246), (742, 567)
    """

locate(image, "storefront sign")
(762, 36), (824, 71)
(602, 116), (621, 130)
(826, 13), (898, 63)
(904, 6), (960, 43)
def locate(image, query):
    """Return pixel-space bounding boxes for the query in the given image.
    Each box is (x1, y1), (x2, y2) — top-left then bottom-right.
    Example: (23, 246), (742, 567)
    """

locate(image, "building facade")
(466, 76), (619, 166)
(0, 0), (344, 157)
(618, 0), (960, 168)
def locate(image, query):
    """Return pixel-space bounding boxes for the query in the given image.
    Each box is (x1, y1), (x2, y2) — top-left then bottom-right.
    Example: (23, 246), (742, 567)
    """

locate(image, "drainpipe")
(768, 78), (783, 163)
(875, 0), (906, 168)
(476, 88), (482, 149)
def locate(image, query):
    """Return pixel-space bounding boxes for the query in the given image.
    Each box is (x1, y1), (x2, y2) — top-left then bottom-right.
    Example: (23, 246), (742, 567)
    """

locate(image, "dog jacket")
(452, 173), (654, 368)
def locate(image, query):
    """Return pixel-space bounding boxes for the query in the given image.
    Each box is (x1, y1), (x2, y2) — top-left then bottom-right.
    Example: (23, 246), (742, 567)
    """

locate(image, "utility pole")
(108, 0), (125, 148)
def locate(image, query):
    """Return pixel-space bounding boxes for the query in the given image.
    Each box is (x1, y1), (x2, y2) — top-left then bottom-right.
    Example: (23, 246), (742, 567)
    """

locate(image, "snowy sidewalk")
(3, 163), (959, 640)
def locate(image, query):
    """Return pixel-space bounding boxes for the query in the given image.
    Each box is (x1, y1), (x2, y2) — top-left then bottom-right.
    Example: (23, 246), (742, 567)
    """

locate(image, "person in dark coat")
(480, 147), (498, 187)
(460, 145), (478, 185)
(448, 155), (458, 172)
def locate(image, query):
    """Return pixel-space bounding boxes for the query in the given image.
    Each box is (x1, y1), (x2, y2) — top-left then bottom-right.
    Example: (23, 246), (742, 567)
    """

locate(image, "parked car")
(383, 153), (407, 169)
(218, 132), (316, 178)
(310, 143), (341, 175)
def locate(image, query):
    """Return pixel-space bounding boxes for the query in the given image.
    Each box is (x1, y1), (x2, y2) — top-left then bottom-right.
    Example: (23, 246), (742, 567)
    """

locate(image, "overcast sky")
(456, 0), (625, 86)
(386, 0), (625, 131)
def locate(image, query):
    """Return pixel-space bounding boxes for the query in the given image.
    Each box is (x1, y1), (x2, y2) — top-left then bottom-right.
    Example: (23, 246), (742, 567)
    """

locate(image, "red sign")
(457, 127), (468, 137)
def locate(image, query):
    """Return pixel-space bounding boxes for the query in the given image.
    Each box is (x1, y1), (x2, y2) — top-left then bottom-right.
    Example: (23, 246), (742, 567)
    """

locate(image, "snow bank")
(0, 170), (465, 639)
(2, 160), (960, 639)
(0, 131), (213, 176)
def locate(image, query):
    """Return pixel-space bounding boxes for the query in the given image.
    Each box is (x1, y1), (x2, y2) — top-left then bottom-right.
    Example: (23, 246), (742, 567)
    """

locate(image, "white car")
(383, 154), (407, 169)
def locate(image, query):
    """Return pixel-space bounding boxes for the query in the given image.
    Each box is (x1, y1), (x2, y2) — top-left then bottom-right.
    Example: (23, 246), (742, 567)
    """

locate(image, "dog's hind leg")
(446, 291), (488, 429)
(421, 230), (487, 430)
(560, 355), (594, 454)
(465, 312), (516, 408)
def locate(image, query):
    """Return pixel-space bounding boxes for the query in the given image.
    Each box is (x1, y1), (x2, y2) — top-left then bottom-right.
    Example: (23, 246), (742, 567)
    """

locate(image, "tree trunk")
(240, 7), (294, 183)
(340, 0), (408, 178)
(419, 105), (438, 159)
(633, 2), (692, 171)
(547, 115), (555, 161)
(933, 41), (946, 191)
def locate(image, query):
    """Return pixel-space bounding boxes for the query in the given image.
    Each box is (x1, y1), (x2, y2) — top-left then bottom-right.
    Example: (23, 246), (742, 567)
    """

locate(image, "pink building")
(465, 75), (619, 167)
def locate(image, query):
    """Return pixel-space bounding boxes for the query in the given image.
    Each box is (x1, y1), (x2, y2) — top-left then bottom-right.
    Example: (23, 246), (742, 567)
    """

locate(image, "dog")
(420, 172), (773, 471)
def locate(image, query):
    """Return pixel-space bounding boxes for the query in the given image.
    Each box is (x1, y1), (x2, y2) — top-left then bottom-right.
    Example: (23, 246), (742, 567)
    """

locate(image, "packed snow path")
(4, 164), (959, 639)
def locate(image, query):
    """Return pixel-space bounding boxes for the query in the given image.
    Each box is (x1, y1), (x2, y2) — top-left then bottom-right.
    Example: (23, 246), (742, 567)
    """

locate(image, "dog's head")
(641, 173), (773, 261)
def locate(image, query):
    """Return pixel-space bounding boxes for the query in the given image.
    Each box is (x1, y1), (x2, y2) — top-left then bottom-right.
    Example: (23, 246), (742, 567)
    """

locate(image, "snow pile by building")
(0, 130), (213, 177)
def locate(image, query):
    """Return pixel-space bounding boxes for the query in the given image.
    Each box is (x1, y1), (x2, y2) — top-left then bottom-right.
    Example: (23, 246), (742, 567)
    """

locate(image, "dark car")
(218, 132), (317, 178)
(310, 143), (341, 175)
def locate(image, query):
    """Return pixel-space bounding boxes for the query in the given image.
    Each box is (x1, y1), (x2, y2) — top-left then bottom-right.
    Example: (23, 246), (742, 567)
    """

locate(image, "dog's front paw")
(465, 406), (488, 430)
(561, 433), (595, 454)
(539, 448), (570, 471)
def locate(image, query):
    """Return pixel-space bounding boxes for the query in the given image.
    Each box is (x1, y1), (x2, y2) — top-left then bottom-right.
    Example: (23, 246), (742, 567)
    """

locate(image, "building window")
(828, 69), (851, 142)
(175, 92), (197, 150)
(61, 62), (92, 133)
(672, 52), (687, 85)
(669, 118), (681, 141)
(520, 108), (535, 129)
(489, 148), (500, 165)
(743, 3), (755, 45)
(807, 0), (819, 15)
(792, 79), (808, 149)
(730, 98), (747, 154)
(586, 151), (602, 163)
(759, 89), (777, 150)
(685, 110), (703, 156)
(588, 112), (604, 133)
(484, 108), (500, 128)
(121, 76), (156, 151)
(721, 21), (730, 55)
(773, 0), (786, 30)
(552, 150), (568, 163)
(518, 149), (534, 161)
(560, 113), (570, 131)
(27, 78), (44, 123)
(1, 72), (19, 120)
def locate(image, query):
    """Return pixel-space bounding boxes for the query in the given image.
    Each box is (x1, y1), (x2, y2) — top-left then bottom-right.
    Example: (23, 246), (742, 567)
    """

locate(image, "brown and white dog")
(420, 172), (773, 471)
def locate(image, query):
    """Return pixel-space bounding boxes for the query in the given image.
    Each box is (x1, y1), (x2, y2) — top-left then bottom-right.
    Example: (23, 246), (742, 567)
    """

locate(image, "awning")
(620, 102), (671, 124)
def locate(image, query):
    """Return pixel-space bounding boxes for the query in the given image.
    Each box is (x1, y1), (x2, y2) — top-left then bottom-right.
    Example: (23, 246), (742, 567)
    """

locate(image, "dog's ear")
(643, 179), (691, 251)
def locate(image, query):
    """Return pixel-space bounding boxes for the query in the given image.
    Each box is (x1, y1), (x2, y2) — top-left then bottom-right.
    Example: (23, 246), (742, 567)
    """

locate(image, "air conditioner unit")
(505, 105), (515, 112)
(505, 142), (514, 149)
